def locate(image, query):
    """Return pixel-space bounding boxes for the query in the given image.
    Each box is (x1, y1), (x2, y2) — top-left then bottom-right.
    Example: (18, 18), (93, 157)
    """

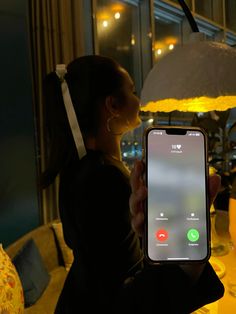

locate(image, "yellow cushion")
(0, 244), (24, 313)
(52, 222), (74, 271)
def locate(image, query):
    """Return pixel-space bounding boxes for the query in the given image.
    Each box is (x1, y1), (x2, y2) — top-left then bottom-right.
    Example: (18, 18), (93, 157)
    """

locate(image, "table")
(214, 210), (236, 314)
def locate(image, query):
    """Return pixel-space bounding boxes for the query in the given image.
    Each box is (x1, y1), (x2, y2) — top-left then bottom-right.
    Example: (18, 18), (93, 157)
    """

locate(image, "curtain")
(28, 0), (88, 223)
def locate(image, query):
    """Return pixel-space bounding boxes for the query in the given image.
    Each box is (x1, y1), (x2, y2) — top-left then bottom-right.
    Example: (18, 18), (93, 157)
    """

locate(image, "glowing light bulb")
(157, 49), (162, 55)
(114, 12), (120, 19)
(131, 35), (135, 46)
(103, 20), (108, 27)
(169, 44), (174, 50)
(148, 118), (154, 123)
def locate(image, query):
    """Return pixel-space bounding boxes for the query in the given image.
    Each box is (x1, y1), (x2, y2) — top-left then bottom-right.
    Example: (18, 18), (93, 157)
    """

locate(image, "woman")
(42, 55), (224, 313)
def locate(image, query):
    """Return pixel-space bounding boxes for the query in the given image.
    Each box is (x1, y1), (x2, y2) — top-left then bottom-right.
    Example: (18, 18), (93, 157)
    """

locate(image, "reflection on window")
(195, 0), (223, 25)
(170, 0), (192, 10)
(195, 0), (212, 19)
(96, 0), (141, 91)
(226, 0), (236, 32)
(121, 128), (143, 169)
(154, 18), (181, 63)
(153, 17), (188, 126)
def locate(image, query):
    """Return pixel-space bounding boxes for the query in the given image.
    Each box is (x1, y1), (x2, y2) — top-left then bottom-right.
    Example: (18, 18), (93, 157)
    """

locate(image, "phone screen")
(145, 127), (209, 263)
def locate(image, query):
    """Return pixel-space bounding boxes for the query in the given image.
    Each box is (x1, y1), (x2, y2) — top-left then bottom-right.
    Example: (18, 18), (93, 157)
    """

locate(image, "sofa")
(5, 220), (70, 314)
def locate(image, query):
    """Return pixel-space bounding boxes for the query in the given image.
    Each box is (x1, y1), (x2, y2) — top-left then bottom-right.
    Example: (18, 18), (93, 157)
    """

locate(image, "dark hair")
(41, 55), (125, 188)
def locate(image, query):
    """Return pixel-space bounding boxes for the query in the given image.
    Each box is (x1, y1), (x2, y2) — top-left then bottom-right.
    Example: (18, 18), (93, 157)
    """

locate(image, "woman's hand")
(129, 159), (221, 236)
(129, 160), (147, 236)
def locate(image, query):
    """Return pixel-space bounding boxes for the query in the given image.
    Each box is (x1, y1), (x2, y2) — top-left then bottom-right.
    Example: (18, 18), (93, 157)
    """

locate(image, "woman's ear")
(105, 95), (120, 116)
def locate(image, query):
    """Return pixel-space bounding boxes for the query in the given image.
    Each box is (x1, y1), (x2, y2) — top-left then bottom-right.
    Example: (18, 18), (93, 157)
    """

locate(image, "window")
(153, 4), (194, 126)
(195, 0), (212, 19)
(96, 0), (142, 93)
(225, 0), (236, 32)
(195, 0), (223, 25)
(154, 18), (181, 63)
(170, 0), (192, 10)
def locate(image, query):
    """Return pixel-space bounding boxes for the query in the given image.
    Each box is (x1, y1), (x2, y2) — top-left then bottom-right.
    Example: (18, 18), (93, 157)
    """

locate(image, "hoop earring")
(107, 115), (130, 136)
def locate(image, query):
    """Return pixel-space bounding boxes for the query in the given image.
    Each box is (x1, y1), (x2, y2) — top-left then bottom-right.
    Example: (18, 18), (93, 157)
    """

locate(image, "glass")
(195, 0), (223, 25)
(210, 210), (229, 256)
(170, 0), (192, 10)
(213, 0), (223, 25)
(154, 18), (181, 64)
(121, 126), (143, 169)
(227, 266), (236, 297)
(96, 0), (141, 92)
(195, 0), (212, 19)
(154, 17), (194, 126)
(225, 0), (236, 32)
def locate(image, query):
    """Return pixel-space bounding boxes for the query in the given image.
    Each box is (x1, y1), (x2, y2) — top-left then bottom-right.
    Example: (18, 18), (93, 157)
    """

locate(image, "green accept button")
(187, 229), (199, 242)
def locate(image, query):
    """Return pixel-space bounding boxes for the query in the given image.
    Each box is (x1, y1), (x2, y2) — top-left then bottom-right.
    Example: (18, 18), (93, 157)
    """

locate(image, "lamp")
(140, 0), (236, 257)
(140, 36), (236, 113)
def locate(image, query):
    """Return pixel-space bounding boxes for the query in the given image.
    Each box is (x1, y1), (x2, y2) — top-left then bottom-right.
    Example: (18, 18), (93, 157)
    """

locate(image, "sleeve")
(117, 262), (224, 314)
(72, 165), (141, 291)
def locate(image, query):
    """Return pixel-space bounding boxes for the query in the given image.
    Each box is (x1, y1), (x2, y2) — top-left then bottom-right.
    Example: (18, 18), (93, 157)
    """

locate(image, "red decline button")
(156, 229), (168, 241)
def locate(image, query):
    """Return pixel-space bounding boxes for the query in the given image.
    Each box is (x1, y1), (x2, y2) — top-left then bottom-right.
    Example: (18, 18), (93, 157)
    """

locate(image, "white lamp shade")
(141, 40), (236, 112)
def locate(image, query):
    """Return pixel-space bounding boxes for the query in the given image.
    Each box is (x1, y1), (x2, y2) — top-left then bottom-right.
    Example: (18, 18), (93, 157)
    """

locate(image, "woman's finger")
(129, 185), (147, 217)
(131, 211), (145, 236)
(130, 160), (144, 193)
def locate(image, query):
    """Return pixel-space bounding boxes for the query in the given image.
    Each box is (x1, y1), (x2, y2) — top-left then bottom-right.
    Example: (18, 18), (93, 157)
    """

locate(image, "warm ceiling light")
(131, 35), (135, 46)
(169, 44), (174, 50)
(102, 20), (108, 27)
(165, 36), (178, 45)
(114, 12), (120, 19)
(111, 4), (124, 12)
(97, 11), (110, 20)
(154, 41), (164, 50)
(141, 35), (236, 113)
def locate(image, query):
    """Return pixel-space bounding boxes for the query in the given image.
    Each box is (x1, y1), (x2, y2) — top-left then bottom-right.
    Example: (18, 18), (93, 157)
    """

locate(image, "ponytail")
(41, 71), (76, 188)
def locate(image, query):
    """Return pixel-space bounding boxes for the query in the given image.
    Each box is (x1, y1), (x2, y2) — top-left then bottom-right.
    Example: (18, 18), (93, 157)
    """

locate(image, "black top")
(55, 150), (224, 314)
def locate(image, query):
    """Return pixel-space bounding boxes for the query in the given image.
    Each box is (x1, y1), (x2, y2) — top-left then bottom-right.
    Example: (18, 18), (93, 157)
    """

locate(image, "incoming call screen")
(147, 128), (208, 262)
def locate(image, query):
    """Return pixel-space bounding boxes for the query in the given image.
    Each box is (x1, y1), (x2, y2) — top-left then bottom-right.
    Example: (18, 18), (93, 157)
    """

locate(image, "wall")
(0, 0), (40, 247)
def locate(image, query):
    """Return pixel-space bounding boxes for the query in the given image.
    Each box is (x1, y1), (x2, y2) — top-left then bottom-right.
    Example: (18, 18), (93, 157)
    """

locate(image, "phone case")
(143, 126), (210, 264)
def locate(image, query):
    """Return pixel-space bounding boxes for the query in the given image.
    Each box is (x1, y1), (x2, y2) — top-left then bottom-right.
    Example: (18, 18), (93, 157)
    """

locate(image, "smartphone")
(144, 126), (210, 264)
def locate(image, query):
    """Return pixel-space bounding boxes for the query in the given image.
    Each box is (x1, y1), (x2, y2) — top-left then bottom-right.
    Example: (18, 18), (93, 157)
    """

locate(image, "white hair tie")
(55, 64), (87, 159)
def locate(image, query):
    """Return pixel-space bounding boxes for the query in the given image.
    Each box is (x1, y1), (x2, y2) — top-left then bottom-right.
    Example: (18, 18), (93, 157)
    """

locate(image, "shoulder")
(61, 150), (130, 190)
(84, 151), (128, 181)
